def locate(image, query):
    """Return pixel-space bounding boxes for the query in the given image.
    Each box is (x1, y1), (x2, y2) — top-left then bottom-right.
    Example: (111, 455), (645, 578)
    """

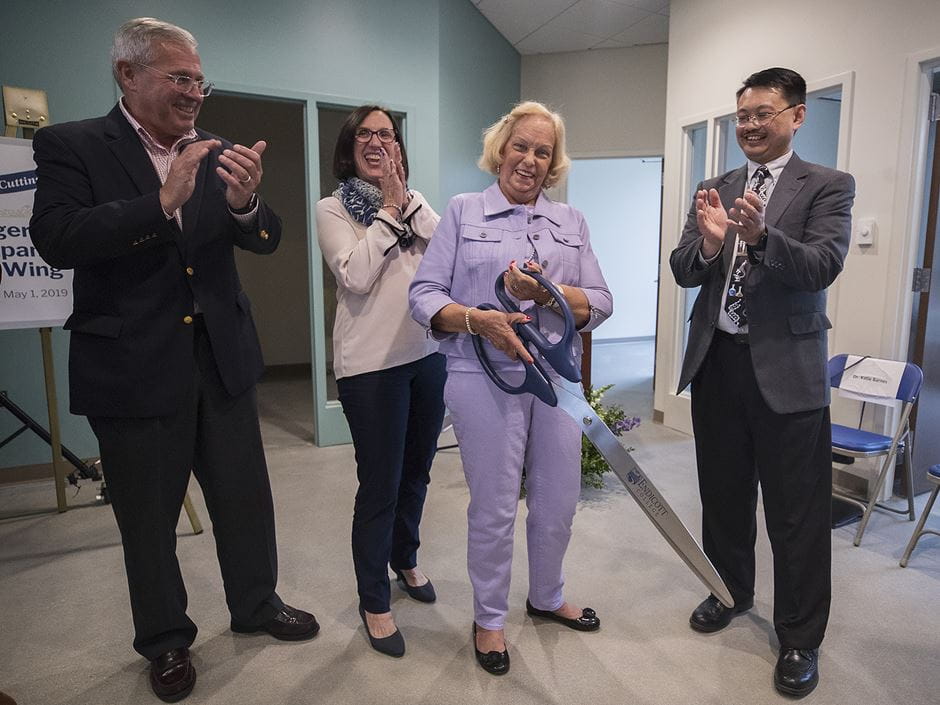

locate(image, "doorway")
(566, 156), (663, 418)
(312, 104), (407, 446)
(197, 92), (314, 437)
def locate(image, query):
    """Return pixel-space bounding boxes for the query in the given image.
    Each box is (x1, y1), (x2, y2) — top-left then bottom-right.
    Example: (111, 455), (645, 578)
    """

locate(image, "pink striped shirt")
(119, 98), (196, 229)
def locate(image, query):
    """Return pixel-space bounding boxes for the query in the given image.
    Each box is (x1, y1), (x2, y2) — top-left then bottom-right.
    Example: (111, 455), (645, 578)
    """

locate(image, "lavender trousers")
(444, 368), (582, 630)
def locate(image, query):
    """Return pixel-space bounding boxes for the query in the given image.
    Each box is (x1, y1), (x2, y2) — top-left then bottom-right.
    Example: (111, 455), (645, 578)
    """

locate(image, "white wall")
(655, 0), (940, 431)
(522, 43), (668, 157)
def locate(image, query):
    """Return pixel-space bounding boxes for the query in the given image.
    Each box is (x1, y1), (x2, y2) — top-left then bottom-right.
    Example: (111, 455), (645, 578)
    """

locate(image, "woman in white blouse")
(316, 105), (445, 658)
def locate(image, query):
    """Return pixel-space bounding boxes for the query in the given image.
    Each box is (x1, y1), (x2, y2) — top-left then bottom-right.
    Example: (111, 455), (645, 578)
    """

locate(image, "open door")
(908, 72), (940, 494)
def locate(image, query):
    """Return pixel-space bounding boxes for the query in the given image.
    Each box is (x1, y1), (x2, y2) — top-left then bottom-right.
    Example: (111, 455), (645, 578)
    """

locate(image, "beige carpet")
(1, 352), (938, 704)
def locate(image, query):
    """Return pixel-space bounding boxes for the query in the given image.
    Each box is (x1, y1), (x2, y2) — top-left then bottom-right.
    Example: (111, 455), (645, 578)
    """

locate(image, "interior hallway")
(1, 340), (938, 704)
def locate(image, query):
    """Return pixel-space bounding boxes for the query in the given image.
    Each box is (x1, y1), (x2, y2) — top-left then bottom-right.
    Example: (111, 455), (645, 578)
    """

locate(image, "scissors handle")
(471, 304), (558, 406)
(495, 268), (581, 383)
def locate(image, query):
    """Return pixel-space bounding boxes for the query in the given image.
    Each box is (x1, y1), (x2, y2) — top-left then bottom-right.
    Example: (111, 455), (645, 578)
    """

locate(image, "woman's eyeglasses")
(354, 128), (396, 143)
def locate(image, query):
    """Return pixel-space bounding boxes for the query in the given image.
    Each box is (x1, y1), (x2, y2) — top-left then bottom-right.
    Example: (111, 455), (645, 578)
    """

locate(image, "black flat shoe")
(393, 568), (436, 603)
(774, 648), (819, 696)
(689, 594), (753, 633)
(525, 599), (600, 632)
(472, 623), (509, 676)
(359, 605), (405, 658)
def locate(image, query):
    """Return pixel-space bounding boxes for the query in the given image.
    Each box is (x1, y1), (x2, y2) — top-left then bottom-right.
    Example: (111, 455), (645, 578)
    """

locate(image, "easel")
(1, 86), (202, 532)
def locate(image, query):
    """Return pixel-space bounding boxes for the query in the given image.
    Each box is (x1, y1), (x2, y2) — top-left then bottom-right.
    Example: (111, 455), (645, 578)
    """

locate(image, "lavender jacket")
(409, 183), (612, 372)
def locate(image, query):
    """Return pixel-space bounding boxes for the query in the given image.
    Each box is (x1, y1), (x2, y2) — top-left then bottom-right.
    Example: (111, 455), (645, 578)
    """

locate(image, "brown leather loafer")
(231, 604), (319, 641)
(526, 599), (600, 631)
(689, 594), (753, 633)
(149, 647), (195, 703)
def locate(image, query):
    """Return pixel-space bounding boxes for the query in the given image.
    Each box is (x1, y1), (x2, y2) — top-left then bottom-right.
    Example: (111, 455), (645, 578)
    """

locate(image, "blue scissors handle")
(471, 303), (558, 406)
(471, 267), (582, 406)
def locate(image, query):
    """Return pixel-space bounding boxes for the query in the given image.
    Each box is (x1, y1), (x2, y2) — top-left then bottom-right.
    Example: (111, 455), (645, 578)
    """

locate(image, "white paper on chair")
(837, 355), (905, 403)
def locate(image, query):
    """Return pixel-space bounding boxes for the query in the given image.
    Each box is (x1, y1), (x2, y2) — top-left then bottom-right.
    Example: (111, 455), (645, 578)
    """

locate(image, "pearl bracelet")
(465, 307), (478, 335)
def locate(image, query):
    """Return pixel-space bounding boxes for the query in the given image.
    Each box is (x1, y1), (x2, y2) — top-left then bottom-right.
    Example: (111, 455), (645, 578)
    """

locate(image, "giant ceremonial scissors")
(472, 268), (734, 608)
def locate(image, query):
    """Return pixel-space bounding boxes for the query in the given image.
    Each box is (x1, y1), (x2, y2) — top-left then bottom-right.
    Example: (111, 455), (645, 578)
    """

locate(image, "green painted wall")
(0, 0), (518, 467)
(438, 0), (521, 202)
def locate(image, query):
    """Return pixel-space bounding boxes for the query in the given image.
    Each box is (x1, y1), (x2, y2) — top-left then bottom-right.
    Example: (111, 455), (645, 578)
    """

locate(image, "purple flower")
(612, 416), (641, 434)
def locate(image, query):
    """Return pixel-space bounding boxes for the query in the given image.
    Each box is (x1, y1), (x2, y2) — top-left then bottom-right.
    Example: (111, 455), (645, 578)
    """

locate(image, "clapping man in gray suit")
(670, 67), (854, 696)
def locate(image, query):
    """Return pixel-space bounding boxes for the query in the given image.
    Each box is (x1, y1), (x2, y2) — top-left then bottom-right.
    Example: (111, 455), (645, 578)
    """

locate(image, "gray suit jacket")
(670, 154), (855, 414)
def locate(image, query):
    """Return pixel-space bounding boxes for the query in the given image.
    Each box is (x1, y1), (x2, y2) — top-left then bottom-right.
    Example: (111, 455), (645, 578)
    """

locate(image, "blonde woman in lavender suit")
(409, 101), (612, 675)
(316, 105), (445, 659)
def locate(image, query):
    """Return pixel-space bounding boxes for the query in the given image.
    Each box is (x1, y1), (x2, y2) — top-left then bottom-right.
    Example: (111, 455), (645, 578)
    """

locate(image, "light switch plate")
(855, 218), (876, 247)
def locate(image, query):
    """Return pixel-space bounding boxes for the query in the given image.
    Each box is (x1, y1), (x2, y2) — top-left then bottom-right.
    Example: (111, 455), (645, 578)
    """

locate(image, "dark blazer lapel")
(765, 154), (808, 227)
(103, 105), (164, 197)
(719, 166), (747, 274)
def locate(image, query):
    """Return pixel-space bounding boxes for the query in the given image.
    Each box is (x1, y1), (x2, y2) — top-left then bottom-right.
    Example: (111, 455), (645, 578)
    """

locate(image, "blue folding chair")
(900, 464), (940, 567)
(829, 354), (923, 547)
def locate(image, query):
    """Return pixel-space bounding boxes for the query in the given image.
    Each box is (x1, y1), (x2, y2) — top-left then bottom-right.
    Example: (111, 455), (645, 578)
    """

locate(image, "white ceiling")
(471, 0), (670, 55)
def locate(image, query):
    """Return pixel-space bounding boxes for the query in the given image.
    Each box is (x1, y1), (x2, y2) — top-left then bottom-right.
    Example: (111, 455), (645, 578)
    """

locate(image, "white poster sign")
(0, 135), (73, 330)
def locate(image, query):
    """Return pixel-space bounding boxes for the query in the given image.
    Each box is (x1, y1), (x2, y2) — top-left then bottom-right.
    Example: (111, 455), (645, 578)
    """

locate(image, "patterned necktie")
(723, 166), (771, 328)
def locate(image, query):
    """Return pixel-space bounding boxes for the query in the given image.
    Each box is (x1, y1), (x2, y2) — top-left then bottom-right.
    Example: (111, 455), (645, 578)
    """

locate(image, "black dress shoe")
(472, 623), (509, 676)
(231, 604), (319, 641)
(774, 648), (819, 696)
(525, 599), (600, 632)
(358, 605), (405, 657)
(149, 647), (195, 703)
(393, 569), (436, 603)
(689, 594), (753, 633)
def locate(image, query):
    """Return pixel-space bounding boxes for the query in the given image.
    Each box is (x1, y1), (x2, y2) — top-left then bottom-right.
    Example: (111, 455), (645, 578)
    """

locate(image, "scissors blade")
(553, 378), (735, 608)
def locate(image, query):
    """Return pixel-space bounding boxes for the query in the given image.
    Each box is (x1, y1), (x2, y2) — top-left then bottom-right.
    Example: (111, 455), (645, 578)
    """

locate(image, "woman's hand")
(504, 260), (551, 305)
(379, 143), (408, 214)
(469, 307), (534, 363)
(393, 143), (410, 209)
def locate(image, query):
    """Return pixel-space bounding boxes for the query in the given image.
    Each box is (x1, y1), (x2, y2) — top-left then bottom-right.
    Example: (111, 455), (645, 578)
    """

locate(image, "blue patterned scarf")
(334, 177), (416, 251)
(335, 177), (382, 225)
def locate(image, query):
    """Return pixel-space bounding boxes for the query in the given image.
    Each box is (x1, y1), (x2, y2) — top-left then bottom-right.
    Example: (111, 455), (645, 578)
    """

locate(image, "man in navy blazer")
(670, 68), (854, 697)
(30, 18), (317, 702)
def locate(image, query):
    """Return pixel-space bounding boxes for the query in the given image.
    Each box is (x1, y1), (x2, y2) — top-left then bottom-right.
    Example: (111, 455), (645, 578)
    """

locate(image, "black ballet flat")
(526, 599), (600, 632)
(358, 605), (405, 658)
(472, 622), (509, 676)
(393, 568), (437, 603)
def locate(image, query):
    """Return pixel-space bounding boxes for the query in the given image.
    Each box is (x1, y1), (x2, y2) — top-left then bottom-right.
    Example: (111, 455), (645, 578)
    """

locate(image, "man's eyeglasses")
(734, 104), (799, 127)
(354, 127), (396, 143)
(134, 63), (214, 97)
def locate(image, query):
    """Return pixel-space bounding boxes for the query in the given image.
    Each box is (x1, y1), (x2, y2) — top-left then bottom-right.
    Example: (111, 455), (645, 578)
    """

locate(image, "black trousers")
(337, 353), (446, 614)
(690, 333), (832, 649)
(89, 317), (282, 660)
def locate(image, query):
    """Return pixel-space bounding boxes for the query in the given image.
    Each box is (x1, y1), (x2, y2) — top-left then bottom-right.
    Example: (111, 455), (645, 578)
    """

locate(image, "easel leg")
(40, 328), (68, 513)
